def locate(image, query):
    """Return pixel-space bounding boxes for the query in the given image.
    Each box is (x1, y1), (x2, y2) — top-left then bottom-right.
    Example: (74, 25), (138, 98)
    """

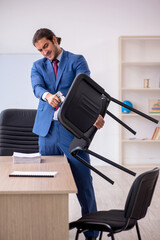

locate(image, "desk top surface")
(0, 156), (77, 194)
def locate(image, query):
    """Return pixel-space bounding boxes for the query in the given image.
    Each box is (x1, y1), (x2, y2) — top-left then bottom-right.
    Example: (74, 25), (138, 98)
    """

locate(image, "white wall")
(0, 0), (160, 165)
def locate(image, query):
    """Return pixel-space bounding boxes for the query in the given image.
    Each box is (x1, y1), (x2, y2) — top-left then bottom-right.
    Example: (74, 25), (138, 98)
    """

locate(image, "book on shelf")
(151, 127), (160, 140)
(13, 152), (41, 164)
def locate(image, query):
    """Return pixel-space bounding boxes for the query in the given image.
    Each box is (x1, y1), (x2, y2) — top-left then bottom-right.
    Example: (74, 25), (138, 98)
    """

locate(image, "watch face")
(56, 91), (65, 103)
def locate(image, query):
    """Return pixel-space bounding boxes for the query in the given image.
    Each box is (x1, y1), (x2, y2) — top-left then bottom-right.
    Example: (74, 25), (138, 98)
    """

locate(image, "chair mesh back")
(0, 109), (38, 155)
(124, 168), (159, 220)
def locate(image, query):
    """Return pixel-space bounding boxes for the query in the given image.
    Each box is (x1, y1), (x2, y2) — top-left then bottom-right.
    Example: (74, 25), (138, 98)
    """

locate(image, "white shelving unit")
(119, 36), (160, 166)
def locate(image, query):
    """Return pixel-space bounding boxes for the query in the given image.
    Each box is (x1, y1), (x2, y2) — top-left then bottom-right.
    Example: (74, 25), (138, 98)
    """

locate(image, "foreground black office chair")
(0, 109), (38, 155)
(70, 168), (159, 240)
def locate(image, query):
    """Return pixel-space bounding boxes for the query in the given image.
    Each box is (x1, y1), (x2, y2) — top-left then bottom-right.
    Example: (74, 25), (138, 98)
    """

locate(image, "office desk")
(0, 156), (77, 240)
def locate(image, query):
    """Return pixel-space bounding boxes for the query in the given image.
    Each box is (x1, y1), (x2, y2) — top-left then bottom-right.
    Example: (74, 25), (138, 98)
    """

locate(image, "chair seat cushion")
(70, 210), (136, 232)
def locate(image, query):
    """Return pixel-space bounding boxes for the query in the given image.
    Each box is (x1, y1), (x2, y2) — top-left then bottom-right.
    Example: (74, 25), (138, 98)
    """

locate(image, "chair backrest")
(0, 109), (38, 156)
(58, 73), (108, 141)
(124, 168), (159, 220)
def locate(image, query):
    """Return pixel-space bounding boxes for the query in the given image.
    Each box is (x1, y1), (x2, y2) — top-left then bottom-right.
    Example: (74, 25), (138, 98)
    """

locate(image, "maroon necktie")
(53, 59), (59, 79)
(53, 59), (59, 111)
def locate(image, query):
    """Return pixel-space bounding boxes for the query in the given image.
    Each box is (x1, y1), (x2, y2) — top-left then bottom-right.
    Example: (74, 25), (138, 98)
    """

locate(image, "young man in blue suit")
(31, 28), (104, 240)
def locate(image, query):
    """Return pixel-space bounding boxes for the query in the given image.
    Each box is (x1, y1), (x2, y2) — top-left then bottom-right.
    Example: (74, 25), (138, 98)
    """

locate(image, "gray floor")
(69, 166), (160, 240)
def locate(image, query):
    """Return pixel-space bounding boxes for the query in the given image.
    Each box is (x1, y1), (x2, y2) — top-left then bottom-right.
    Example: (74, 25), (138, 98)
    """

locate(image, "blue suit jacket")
(31, 49), (90, 137)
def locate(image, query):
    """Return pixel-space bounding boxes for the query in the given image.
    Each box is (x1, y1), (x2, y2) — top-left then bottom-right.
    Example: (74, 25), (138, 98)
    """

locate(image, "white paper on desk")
(12, 152), (41, 164)
(9, 171), (58, 177)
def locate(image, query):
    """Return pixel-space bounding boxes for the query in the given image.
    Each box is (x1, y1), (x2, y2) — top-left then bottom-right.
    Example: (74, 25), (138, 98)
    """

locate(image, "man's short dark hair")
(32, 28), (61, 46)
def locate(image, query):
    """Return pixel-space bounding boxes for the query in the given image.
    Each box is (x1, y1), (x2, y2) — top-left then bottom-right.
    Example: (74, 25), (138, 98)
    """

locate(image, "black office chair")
(69, 168), (159, 240)
(0, 109), (38, 155)
(58, 73), (158, 184)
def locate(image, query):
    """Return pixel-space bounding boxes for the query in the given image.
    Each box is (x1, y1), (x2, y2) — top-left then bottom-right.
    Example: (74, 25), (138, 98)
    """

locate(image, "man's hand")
(45, 93), (61, 108)
(94, 114), (105, 129)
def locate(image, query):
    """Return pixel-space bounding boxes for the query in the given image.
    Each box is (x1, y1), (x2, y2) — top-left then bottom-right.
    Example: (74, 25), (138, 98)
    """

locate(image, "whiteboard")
(0, 54), (41, 112)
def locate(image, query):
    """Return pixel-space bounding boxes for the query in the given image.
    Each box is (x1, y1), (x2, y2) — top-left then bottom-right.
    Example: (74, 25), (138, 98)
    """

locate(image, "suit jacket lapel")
(45, 59), (56, 91)
(55, 50), (68, 90)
